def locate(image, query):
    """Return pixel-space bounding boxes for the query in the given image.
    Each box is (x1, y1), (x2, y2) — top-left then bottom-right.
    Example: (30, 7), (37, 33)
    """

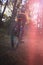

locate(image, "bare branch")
(2, 0), (8, 17)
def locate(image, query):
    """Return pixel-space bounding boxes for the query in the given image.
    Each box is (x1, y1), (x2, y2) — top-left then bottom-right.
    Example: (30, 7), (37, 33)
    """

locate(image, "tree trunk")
(8, 0), (18, 31)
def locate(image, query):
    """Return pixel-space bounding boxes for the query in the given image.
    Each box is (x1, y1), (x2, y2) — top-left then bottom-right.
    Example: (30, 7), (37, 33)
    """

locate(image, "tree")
(0, 0), (8, 27)
(9, 0), (22, 32)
